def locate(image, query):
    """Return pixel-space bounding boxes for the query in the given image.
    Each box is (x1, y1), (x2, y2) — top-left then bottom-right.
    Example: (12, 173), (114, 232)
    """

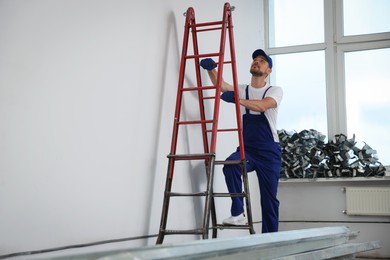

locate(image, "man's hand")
(200, 58), (217, 71)
(221, 91), (235, 103)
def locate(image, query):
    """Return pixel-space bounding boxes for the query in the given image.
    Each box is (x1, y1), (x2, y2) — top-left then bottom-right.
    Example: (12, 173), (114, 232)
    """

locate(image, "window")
(267, 0), (327, 136)
(343, 0), (390, 36)
(266, 0), (390, 166)
(345, 48), (390, 165)
(270, 51), (327, 134)
(268, 0), (324, 47)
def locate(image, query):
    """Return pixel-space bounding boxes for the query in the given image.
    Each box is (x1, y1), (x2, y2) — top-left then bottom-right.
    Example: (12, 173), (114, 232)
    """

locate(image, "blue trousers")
(223, 149), (280, 233)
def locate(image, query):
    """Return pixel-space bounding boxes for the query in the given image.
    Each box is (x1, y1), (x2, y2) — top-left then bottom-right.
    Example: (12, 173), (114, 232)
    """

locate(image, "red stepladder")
(156, 3), (255, 244)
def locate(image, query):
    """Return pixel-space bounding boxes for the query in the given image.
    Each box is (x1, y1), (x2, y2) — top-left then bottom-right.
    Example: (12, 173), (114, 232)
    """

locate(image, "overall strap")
(245, 85), (250, 114)
(263, 85), (273, 98)
(245, 85), (273, 114)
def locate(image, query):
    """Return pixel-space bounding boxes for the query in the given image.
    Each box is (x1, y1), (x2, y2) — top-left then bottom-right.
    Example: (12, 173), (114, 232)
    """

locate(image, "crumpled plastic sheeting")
(278, 129), (386, 178)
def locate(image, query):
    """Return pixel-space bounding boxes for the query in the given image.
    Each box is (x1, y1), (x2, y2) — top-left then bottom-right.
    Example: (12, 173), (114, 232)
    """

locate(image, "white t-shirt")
(237, 83), (283, 143)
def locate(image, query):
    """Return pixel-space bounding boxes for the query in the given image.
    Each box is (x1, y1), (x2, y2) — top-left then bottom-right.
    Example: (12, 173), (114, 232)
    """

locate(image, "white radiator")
(345, 187), (390, 216)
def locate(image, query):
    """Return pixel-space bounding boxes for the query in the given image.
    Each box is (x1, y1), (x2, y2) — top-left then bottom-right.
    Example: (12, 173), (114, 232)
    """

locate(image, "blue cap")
(252, 49), (273, 69)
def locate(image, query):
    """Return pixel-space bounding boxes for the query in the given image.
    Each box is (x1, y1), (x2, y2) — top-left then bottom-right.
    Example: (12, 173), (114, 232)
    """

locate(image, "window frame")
(264, 0), (390, 141)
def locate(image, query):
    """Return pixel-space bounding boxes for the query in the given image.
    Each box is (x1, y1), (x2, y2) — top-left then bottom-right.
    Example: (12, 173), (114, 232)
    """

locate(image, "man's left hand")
(221, 91), (235, 103)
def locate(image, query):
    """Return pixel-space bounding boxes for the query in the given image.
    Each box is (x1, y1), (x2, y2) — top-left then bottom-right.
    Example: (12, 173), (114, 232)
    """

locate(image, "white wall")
(278, 179), (390, 258)
(0, 0), (263, 255)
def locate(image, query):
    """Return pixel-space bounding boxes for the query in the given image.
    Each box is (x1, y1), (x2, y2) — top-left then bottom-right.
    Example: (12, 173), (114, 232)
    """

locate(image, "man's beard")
(250, 68), (264, 77)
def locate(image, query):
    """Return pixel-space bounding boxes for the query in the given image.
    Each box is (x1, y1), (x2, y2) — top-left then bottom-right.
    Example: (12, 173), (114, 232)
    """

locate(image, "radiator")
(344, 187), (390, 216)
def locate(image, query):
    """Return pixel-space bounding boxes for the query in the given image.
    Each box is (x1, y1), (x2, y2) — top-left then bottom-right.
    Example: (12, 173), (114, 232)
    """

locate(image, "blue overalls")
(223, 85), (282, 233)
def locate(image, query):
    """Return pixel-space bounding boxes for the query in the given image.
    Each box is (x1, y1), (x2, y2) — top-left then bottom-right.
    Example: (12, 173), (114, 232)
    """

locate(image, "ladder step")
(169, 191), (208, 197)
(192, 20), (223, 28)
(196, 27), (223, 33)
(215, 160), (243, 165)
(185, 52), (221, 59)
(213, 224), (253, 230)
(162, 229), (205, 235)
(176, 119), (215, 126)
(213, 192), (247, 198)
(203, 96), (217, 100)
(206, 128), (239, 133)
(167, 192), (246, 198)
(180, 85), (217, 91)
(168, 153), (215, 160)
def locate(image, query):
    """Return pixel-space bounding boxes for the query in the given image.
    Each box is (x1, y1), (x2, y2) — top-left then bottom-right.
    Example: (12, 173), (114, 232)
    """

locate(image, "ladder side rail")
(241, 161), (255, 234)
(207, 3), (232, 238)
(156, 158), (176, 244)
(209, 3), (230, 154)
(157, 7), (195, 245)
(198, 5), (235, 239)
(226, 6), (245, 161)
(208, 158), (218, 239)
(190, 16), (210, 156)
(168, 7), (194, 163)
(227, 9), (254, 234)
(202, 155), (216, 239)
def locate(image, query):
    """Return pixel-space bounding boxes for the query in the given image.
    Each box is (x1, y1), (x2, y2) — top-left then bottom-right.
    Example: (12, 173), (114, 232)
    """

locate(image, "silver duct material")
(50, 226), (380, 260)
(278, 130), (386, 178)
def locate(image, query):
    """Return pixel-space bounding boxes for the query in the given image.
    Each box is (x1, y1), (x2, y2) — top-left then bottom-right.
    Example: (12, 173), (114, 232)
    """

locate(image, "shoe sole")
(222, 221), (248, 226)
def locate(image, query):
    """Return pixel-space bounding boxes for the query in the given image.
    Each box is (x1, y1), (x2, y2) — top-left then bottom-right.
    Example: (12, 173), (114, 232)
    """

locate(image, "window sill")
(280, 174), (390, 183)
(280, 166), (390, 183)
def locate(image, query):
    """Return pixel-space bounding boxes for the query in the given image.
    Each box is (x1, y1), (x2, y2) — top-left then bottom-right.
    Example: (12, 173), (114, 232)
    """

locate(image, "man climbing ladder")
(200, 48), (283, 233)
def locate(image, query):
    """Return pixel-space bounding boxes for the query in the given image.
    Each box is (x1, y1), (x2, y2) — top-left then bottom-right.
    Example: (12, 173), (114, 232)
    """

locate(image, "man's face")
(250, 56), (271, 77)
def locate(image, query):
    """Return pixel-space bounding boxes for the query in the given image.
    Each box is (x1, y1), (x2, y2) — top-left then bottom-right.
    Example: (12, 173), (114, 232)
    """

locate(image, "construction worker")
(200, 49), (283, 233)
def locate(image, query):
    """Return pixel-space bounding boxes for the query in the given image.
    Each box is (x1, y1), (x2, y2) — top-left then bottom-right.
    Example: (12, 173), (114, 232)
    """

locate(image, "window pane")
(271, 51), (327, 135)
(343, 0), (390, 36)
(345, 48), (390, 166)
(268, 0), (324, 47)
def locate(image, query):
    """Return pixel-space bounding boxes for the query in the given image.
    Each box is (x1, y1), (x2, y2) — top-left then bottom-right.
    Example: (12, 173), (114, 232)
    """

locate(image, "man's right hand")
(200, 58), (217, 71)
